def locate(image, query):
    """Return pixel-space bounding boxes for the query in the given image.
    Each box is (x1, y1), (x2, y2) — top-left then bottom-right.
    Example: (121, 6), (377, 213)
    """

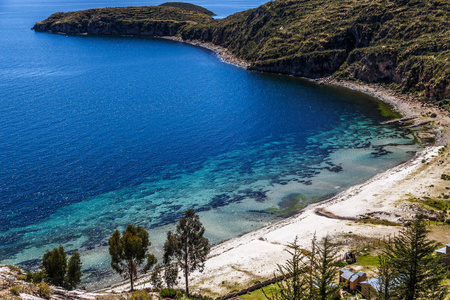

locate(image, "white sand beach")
(103, 75), (450, 297)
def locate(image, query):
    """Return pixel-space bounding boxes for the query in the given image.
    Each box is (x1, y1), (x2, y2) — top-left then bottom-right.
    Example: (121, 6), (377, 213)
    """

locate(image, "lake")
(0, 0), (419, 289)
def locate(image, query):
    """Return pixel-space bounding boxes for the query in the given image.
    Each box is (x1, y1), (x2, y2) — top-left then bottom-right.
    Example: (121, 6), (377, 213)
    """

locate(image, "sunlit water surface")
(0, 0), (420, 289)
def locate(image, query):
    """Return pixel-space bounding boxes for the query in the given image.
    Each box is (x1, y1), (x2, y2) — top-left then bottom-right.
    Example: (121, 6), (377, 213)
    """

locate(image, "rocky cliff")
(33, 0), (450, 103)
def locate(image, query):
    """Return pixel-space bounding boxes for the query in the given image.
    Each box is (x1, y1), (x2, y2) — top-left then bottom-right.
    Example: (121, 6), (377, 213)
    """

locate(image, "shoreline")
(101, 39), (450, 297)
(161, 36), (251, 69)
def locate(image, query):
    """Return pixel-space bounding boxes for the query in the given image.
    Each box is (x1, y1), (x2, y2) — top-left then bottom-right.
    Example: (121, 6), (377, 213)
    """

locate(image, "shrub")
(130, 290), (152, 300)
(16, 274), (27, 281)
(6, 265), (22, 273)
(441, 174), (450, 180)
(26, 270), (46, 283)
(10, 285), (21, 296)
(159, 287), (181, 299)
(38, 282), (52, 299)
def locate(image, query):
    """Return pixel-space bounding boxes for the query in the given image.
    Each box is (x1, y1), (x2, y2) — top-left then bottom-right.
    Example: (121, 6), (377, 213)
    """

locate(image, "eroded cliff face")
(33, 20), (184, 37)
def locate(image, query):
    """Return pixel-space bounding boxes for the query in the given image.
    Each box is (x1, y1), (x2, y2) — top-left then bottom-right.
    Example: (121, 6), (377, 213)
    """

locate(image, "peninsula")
(33, 0), (449, 102)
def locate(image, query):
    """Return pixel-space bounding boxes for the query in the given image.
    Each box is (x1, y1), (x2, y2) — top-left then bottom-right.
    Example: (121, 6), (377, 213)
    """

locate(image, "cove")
(0, 0), (419, 289)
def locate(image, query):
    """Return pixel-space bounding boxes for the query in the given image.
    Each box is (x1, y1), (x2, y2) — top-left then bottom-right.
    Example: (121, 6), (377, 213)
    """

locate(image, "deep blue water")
(0, 0), (419, 288)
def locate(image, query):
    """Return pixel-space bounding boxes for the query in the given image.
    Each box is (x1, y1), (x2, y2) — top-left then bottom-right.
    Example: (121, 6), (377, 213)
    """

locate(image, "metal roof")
(361, 276), (381, 291)
(436, 246), (448, 254)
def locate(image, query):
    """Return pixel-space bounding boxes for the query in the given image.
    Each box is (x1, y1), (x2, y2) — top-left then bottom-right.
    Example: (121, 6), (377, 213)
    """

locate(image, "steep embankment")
(33, 0), (449, 102)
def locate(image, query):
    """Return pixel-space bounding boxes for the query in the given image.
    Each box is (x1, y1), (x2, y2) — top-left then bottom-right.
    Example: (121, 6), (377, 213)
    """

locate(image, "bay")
(0, 0), (419, 289)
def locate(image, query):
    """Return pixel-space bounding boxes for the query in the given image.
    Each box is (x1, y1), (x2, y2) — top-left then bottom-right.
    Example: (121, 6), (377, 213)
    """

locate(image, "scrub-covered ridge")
(33, 0), (449, 102)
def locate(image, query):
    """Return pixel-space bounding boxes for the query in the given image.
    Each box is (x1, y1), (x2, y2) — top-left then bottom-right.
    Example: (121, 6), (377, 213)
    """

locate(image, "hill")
(33, 0), (449, 102)
(158, 2), (216, 16)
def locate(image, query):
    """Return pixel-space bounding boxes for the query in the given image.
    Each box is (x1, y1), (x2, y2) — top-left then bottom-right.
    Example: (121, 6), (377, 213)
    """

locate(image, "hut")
(339, 269), (366, 292)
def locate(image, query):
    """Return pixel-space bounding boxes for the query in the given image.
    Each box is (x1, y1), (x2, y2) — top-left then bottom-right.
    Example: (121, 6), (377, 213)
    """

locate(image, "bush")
(441, 174), (450, 180)
(6, 265), (22, 273)
(130, 290), (152, 300)
(38, 282), (52, 299)
(26, 270), (46, 283)
(159, 287), (182, 299)
(16, 274), (27, 281)
(10, 285), (21, 296)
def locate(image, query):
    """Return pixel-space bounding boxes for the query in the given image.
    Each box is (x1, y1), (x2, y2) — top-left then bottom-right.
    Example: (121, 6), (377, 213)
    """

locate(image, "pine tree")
(42, 245), (67, 287)
(66, 251), (82, 289)
(108, 224), (155, 291)
(375, 255), (397, 300)
(310, 235), (341, 300)
(262, 237), (307, 300)
(384, 214), (449, 300)
(163, 209), (210, 295)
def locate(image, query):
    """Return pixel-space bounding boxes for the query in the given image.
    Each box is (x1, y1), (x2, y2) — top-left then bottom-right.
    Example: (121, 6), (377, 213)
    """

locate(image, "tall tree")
(42, 245), (67, 287)
(66, 251), (82, 289)
(108, 224), (155, 291)
(164, 209), (210, 295)
(262, 237), (307, 300)
(310, 235), (341, 300)
(375, 255), (397, 300)
(384, 214), (448, 300)
(42, 245), (82, 289)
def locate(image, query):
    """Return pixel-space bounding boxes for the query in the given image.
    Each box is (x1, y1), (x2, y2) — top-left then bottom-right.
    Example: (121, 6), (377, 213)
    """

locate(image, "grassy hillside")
(158, 2), (216, 16)
(33, 0), (450, 102)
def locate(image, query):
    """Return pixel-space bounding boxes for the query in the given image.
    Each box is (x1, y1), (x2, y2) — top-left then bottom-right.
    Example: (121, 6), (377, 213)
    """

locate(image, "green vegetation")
(130, 290), (152, 299)
(66, 251), (82, 289)
(354, 254), (379, 268)
(41, 245), (82, 289)
(33, 0), (450, 102)
(10, 285), (21, 296)
(423, 197), (450, 211)
(26, 270), (46, 283)
(108, 224), (157, 291)
(164, 209), (210, 295)
(382, 214), (449, 299)
(159, 2), (215, 16)
(263, 236), (341, 300)
(159, 287), (182, 298)
(378, 101), (402, 119)
(37, 282), (52, 299)
(242, 284), (281, 300)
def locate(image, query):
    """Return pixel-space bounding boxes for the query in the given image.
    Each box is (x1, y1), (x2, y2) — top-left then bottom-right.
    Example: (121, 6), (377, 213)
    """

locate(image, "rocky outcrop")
(250, 50), (348, 78)
(33, 20), (185, 37)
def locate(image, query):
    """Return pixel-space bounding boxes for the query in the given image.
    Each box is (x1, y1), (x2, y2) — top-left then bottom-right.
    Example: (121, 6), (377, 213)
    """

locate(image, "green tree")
(164, 209), (210, 295)
(164, 264), (179, 288)
(41, 245), (82, 289)
(384, 214), (449, 300)
(262, 237), (306, 300)
(108, 224), (155, 291)
(42, 245), (67, 287)
(66, 251), (82, 289)
(375, 255), (397, 300)
(309, 235), (341, 300)
(163, 230), (179, 288)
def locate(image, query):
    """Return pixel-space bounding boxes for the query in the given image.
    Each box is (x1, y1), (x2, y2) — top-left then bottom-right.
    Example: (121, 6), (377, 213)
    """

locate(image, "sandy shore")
(101, 40), (450, 297)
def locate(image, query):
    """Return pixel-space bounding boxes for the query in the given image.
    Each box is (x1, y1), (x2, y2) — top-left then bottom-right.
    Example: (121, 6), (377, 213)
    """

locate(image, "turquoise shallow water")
(0, 0), (420, 289)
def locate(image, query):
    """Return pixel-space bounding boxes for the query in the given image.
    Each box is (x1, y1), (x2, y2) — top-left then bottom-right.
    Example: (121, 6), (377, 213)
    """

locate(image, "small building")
(344, 252), (357, 264)
(360, 276), (382, 299)
(339, 269), (367, 292)
(436, 244), (450, 265)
